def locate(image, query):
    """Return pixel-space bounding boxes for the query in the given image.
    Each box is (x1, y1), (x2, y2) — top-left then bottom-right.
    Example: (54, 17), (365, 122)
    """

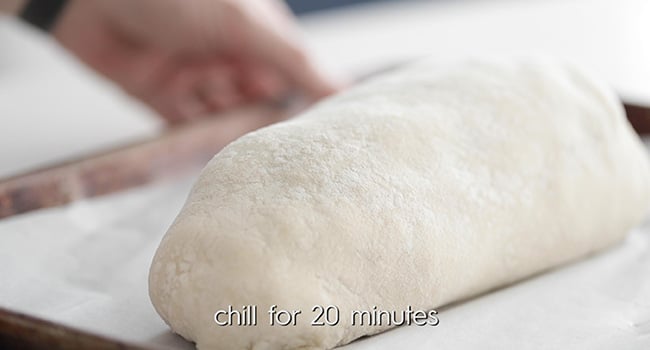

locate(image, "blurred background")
(1, 0), (649, 178)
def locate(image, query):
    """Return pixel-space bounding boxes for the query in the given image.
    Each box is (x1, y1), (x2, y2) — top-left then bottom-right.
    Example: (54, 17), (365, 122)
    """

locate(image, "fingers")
(236, 61), (289, 101)
(236, 2), (341, 100)
(57, 0), (341, 125)
(144, 58), (253, 124)
(146, 68), (206, 123)
(254, 32), (339, 100)
(197, 66), (243, 110)
(146, 56), (316, 125)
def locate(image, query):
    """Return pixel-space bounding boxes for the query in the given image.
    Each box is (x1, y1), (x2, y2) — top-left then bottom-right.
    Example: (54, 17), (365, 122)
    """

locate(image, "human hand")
(53, 0), (339, 123)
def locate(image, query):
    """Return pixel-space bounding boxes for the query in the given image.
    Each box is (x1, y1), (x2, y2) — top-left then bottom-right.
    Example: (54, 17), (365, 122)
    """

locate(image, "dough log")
(149, 59), (650, 350)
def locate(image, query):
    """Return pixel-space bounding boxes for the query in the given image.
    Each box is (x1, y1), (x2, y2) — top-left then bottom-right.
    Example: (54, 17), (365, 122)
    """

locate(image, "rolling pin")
(0, 103), (292, 219)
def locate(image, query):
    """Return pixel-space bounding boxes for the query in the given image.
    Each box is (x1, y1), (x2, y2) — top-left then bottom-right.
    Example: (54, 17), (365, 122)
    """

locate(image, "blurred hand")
(53, 0), (339, 123)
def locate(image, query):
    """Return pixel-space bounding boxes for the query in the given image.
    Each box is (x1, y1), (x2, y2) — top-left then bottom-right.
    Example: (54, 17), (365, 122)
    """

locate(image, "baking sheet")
(0, 141), (649, 349)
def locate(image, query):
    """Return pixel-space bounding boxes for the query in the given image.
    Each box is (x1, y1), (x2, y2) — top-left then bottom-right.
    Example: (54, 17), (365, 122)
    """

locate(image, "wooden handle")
(0, 103), (291, 219)
(625, 103), (650, 135)
(0, 307), (150, 350)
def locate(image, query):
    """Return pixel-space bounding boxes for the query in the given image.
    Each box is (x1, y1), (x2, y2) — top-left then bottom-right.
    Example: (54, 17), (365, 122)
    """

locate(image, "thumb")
(243, 14), (341, 99)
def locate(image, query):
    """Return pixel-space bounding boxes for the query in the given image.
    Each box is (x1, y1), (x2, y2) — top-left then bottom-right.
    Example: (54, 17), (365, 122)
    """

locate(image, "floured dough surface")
(149, 59), (650, 350)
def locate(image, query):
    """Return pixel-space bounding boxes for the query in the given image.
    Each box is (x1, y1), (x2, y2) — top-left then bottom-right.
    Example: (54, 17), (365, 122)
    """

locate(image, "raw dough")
(149, 59), (650, 350)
